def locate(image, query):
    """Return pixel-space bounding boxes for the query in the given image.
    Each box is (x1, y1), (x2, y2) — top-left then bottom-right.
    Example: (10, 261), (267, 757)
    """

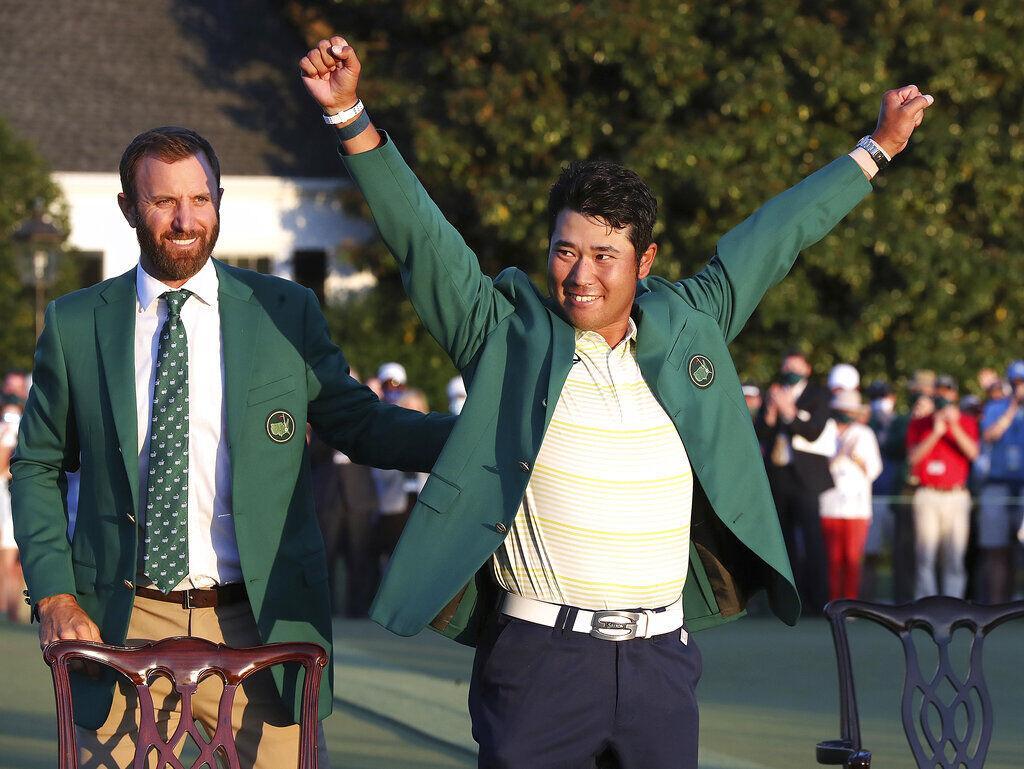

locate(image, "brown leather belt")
(135, 583), (247, 609)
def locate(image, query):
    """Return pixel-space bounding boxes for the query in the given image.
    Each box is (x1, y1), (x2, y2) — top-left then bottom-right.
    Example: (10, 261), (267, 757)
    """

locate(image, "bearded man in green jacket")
(301, 35), (934, 769)
(12, 124), (453, 768)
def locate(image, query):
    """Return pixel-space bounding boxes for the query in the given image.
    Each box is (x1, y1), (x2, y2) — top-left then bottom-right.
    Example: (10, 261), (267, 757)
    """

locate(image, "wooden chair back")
(43, 636), (327, 769)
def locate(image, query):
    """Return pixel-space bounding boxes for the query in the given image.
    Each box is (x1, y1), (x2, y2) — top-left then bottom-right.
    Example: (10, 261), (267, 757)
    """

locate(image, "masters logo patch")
(688, 354), (715, 389)
(266, 410), (296, 443)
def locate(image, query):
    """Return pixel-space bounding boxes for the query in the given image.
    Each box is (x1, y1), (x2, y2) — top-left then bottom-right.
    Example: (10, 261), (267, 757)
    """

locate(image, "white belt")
(500, 592), (686, 642)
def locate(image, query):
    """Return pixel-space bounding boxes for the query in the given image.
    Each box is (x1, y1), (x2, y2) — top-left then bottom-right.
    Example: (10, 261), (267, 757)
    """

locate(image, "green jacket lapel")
(95, 269), (141, 511)
(215, 260), (261, 463)
(634, 284), (694, 390)
(542, 302), (576, 432)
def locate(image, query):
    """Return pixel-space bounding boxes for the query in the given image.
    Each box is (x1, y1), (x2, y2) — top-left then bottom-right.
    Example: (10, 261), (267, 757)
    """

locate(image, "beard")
(136, 215), (219, 282)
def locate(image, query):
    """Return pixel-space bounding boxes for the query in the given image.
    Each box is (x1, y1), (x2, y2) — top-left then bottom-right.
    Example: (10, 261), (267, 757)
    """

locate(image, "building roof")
(0, 0), (340, 178)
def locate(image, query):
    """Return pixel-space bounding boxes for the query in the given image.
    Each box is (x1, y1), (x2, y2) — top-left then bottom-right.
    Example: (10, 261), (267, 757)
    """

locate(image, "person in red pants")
(820, 390), (883, 601)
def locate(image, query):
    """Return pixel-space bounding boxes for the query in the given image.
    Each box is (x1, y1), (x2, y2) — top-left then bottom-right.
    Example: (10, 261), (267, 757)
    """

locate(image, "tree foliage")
(295, 0), (1024, 397)
(0, 119), (77, 375)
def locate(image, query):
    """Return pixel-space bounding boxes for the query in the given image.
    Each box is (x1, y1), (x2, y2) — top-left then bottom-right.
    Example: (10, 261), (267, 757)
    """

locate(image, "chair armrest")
(816, 739), (872, 767)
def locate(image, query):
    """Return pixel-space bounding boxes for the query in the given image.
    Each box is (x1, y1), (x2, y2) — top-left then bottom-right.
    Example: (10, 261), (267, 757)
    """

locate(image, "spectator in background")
(977, 367), (1001, 397)
(0, 396), (24, 621)
(819, 390), (882, 601)
(377, 361), (408, 403)
(742, 381), (762, 418)
(756, 351), (835, 614)
(886, 369), (936, 602)
(976, 361), (1024, 603)
(828, 363), (860, 394)
(447, 375), (467, 415)
(2, 370), (30, 404)
(862, 380), (898, 600)
(373, 388), (431, 568)
(907, 375), (979, 598)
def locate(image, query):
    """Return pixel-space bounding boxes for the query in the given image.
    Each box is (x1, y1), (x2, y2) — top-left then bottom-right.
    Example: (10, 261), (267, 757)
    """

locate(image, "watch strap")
(856, 135), (891, 169)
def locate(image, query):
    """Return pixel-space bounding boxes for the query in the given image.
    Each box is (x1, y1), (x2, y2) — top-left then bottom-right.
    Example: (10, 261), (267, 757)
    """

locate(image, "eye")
(193, 195), (210, 205)
(154, 198), (174, 208)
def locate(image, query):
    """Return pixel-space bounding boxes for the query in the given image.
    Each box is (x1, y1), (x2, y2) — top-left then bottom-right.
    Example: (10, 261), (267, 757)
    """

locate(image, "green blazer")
(11, 260), (453, 729)
(342, 136), (871, 646)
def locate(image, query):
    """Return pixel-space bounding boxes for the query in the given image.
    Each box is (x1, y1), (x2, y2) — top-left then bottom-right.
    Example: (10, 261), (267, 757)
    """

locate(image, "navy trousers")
(469, 613), (702, 769)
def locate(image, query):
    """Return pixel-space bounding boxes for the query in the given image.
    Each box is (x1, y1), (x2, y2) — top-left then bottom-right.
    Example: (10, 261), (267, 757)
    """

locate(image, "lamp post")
(12, 207), (63, 338)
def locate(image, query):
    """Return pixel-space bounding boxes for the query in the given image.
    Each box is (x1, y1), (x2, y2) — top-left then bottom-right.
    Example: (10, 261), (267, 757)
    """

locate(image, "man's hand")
(37, 594), (104, 677)
(299, 36), (361, 115)
(871, 85), (935, 158)
(37, 594), (102, 649)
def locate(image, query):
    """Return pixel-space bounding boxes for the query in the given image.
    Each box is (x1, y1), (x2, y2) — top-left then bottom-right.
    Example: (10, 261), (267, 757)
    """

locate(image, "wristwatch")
(856, 135), (891, 170)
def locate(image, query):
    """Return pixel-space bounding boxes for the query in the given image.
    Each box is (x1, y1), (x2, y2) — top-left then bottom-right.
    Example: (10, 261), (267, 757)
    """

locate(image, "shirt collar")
(136, 258), (219, 312)
(574, 317), (638, 352)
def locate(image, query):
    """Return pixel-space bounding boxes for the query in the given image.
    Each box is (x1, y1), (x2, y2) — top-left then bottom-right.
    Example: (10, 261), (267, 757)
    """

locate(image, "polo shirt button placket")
(518, 461), (530, 473)
(495, 522), (508, 534)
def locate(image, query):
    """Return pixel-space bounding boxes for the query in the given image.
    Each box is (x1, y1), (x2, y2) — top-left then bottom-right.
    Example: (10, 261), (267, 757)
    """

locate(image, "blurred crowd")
(3, 349), (1021, 623)
(747, 353), (1024, 615)
(0, 370), (30, 622)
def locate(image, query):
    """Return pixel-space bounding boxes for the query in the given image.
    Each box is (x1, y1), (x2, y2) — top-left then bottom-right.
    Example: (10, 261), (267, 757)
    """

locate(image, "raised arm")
(299, 36), (515, 370)
(671, 86), (934, 344)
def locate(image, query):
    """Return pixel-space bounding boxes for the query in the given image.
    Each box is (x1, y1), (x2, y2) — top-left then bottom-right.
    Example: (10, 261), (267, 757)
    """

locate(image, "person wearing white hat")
(828, 363), (860, 393)
(377, 361), (408, 403)
(818, 390), (882, 602)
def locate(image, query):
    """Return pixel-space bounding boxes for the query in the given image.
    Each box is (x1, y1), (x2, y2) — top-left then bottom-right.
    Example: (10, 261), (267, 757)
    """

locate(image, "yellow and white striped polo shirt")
(493, 319), (693, 610)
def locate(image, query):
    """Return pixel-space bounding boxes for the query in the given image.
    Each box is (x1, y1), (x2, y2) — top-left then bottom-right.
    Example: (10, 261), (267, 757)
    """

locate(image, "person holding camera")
(977, 361), (1024, 603)
(906, 376), (979, 598)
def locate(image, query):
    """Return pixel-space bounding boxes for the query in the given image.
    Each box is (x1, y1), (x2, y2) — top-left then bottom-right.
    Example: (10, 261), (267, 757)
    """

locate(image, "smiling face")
(546, 208), (656, 346)
(118, 152), (222, 286)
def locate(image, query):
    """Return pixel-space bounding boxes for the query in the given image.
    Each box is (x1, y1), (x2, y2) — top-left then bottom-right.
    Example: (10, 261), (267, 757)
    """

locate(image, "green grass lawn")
(2, 610), (1022, 768)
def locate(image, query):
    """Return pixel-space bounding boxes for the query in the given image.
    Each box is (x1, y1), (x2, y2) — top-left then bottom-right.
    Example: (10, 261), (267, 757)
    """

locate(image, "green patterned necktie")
(143, 289), (191, 592)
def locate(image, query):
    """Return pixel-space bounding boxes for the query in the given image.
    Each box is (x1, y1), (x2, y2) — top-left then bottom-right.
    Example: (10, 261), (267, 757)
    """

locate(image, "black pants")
(469, 614), (702, 769)
(768, 466), (829, 614)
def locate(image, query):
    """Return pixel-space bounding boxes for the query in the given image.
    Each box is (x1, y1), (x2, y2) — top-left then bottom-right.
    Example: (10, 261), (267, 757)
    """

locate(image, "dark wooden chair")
(816, 597), (1024, 769)
(43, 636), (328, 769)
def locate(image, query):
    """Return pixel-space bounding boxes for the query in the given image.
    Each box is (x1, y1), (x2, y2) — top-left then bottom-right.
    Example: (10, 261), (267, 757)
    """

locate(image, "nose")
(172, 201), (197, 233)
(566, 256), (595, 287)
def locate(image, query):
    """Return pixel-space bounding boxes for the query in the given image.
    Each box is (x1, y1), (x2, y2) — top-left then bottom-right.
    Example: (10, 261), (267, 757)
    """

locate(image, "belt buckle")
(183, 589), (196, 610)
(590, 610), (641, 641)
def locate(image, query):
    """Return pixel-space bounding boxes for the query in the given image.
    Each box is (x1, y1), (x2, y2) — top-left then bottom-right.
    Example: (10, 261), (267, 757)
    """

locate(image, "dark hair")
(547, 160), (657, 259)
(119, 126), (221, 201)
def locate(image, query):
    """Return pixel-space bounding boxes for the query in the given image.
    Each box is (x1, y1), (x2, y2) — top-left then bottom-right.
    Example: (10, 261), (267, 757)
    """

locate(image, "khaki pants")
(912, 486), (971, 599)
(77, 594), (330, 769)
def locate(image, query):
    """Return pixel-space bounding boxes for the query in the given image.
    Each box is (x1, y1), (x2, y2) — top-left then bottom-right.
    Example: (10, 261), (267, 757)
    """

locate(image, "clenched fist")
(299, 35), (361, 115)
(872, 85), (935, 158)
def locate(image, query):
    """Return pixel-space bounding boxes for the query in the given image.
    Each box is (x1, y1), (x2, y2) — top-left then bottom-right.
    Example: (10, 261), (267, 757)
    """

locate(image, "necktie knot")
(162, 289), (191, 318)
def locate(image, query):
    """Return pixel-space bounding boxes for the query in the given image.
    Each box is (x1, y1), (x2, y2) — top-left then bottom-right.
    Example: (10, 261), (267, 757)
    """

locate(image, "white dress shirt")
(135, 260), (240, 589)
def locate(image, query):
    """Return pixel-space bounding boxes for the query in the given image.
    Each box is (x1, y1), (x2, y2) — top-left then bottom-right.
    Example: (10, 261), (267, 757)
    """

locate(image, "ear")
(117, 193), (137, 228)
(637, 242), (657, 280)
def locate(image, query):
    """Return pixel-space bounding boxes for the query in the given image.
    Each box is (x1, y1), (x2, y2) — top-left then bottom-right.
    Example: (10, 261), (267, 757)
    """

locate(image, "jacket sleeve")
(670, 155), (872, 344)
(10, 301), (79, 606)
(302, 289), (454, 471)
(340, 134), (515, 370)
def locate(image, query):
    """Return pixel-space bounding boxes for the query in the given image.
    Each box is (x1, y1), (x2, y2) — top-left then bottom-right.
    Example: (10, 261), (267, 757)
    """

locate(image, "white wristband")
(323, 99), (364, 125)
